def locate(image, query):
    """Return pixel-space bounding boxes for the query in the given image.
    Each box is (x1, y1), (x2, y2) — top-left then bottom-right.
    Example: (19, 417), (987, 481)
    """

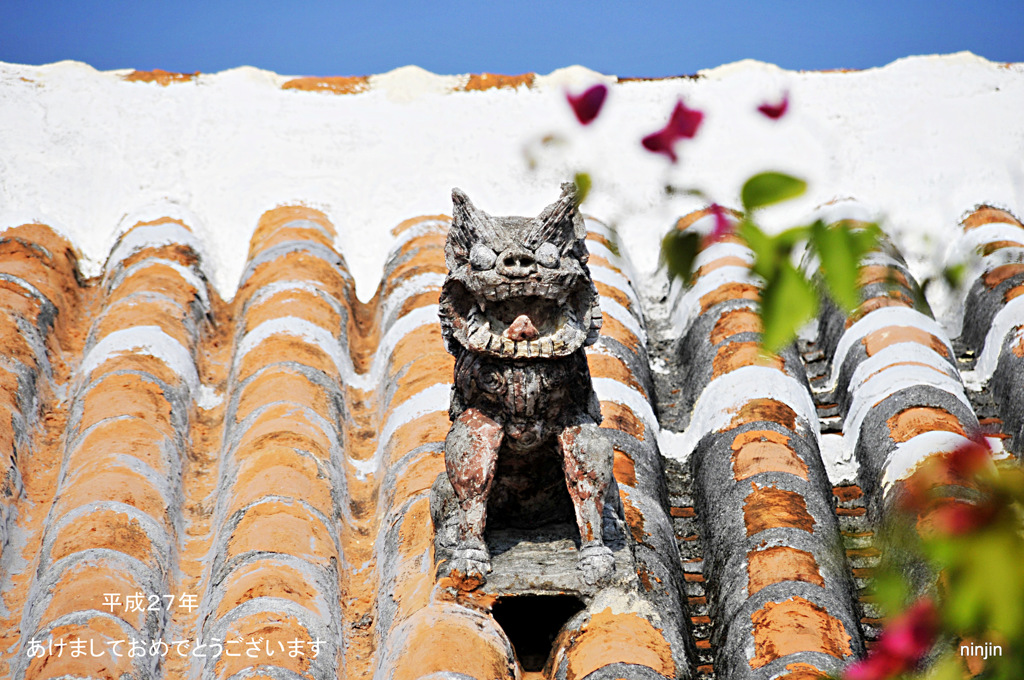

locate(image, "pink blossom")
(899, 432), (992, 515)
(929, 501), (996, 536)
(945, 432), (991, 479)
(844, 654), (901, 680)
(566, 84), (608, 125)
(843, 598), (938, 680)
(641, 99), (704, 162)
(758, 92), (789, 120)
(709, 203), (733, 242)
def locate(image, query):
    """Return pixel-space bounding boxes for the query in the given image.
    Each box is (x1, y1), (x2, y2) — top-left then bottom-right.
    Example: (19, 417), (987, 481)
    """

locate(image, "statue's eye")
(536, 242), (559, 268)
(470, 244), (497, 270)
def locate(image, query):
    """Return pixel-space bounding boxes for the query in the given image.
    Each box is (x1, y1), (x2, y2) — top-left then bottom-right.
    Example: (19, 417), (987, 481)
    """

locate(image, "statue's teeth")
(468, 323), (491, 349)
(539, 338), (553, 356)
(514, 341), (530, 358)
(502, 337), (515, 355)
(485, 289), (497, 301)
(497, 284), (510, 300)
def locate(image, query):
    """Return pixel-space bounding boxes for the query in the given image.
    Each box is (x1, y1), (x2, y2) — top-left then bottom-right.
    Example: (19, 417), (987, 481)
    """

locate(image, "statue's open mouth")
(476, 277), (575, 302)
(465, 294), (587, 358)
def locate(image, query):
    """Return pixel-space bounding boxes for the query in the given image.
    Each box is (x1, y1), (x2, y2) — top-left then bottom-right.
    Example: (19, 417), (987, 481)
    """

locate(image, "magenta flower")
(709, 203), (733, 242)
(899, 433), (992, 516)
(566, 84), (608, 125)
(844, 598), (939, 680)
(844, 654), (900, 680)
(930, 500), (997, 536)
(758, 92), (789, 120)
(641, 99), (704, 162)
(946, 432), (991, 479)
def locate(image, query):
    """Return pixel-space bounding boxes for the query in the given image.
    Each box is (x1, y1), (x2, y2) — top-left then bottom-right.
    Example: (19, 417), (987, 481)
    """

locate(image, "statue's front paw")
(578, 544), (614, 585)
(449, 546), (491, 590)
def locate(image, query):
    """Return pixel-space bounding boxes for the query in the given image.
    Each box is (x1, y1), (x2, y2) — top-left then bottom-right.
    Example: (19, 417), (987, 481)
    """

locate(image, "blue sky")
(2, 1), (1022, 76)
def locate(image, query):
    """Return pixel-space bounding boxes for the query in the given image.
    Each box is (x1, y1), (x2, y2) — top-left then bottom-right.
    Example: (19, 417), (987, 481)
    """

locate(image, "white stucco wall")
(1, 53), (1022, 307)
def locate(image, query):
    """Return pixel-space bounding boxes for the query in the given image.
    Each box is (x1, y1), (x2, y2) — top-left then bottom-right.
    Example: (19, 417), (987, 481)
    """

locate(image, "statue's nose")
(498, 250), (536, 278)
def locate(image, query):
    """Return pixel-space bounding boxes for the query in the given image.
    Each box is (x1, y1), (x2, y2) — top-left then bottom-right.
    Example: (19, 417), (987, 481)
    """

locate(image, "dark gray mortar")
(691, 424), (863, 679)
(990, 332), (1024, 454)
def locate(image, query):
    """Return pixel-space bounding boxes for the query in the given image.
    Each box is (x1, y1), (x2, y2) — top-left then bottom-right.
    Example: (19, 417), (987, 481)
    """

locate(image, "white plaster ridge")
(1, 55), (1020, 303)
(81, 326), (200, 395)
(828, 306), (955, 391)
(662, 366), (820, 465)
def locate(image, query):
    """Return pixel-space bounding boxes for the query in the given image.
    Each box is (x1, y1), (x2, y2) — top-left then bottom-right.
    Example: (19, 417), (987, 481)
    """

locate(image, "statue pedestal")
(480, 522), (635, 598)
(432, 466), (638, 598)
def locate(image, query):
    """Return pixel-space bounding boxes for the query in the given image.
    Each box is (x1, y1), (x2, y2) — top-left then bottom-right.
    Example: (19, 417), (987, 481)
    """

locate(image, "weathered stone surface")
(435, 184), (614, 587)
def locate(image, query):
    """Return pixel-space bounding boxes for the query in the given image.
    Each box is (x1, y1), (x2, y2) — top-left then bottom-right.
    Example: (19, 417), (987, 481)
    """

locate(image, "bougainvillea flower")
(945, 432), (992, 479)
(758, 92), (790, 120)
(709, 203), (733, 242)
(566, 84), (608, 125)
(881, 598), (939, 659)
(928, 500), (997, 535)
(641, 99), (704, 162)
(899, 433), (992, 514)
(844, 654), (902, 680)
(843, 598), (939, 680)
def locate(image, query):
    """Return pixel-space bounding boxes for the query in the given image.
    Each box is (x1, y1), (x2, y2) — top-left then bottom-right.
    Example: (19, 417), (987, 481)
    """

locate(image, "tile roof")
(1, 56), (1023, 680)
(0, 198), (1020, 680)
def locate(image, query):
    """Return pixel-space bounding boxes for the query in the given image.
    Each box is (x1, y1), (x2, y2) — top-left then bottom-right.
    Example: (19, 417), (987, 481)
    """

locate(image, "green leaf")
(660, 229), (701, 282)
(943, 262), (967, 289)
(934, 529), (1024, 639)
(773, 224), (813, 249)
(759, 260), (819, 353)
(738, 218), (819, 352)
(810, 220), (881, 311)
(922, 653), (966, 680)
(868, 567), (912, 616)
(912, 278), (935, 315)
(738, 220), (810, 281)
(736, 219), (777, 279)
(741, 172), (807, 212)
(573, 172), (592, 205)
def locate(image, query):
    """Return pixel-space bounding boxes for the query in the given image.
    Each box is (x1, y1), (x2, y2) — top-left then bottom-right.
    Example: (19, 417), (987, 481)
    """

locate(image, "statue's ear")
(529, 182), (583, 249)
(452, 188), (479, 227)
(562, 181), (588, 241)
(449, 188), (496, 264)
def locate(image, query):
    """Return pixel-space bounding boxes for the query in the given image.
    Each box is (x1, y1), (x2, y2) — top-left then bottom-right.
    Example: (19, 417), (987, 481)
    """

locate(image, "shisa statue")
(437, 183), (614, 588)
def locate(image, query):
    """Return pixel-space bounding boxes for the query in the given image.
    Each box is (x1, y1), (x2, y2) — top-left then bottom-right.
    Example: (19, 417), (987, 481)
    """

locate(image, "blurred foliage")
(662, 171), (881, 354)
(839, 441), (1024, 680)
(555, 81), (1024, 680)
(660, 229), (701, 283)
(552, 82), (1024, 679)
(573, 172), (592, 205)
(741, 171), (807, 212)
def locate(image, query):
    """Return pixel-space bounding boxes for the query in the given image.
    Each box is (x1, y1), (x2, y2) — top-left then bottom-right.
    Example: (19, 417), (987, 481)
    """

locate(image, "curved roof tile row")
(0, 202), (1020, 680)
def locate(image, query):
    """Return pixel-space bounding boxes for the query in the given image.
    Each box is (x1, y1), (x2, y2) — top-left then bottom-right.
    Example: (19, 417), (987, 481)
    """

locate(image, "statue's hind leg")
(558, 421), (615, 584)
(445, 407), (503, 589)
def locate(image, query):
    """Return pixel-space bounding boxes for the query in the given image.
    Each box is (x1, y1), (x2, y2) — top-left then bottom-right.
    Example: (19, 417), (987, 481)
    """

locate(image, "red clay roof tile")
(0, 200), (1020, 680)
